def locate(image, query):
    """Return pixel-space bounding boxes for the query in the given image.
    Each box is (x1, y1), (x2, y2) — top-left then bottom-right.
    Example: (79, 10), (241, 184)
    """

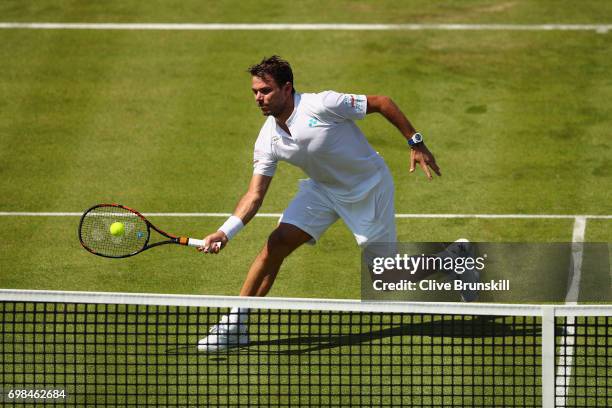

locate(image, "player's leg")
(241, 178), (338, 296)
(198, 179), (338, 352)
(338, 167), (438, 283)
(197, 224), (312, 352)
(336, 161), (481, 300)
(338, 169), (473, 287)
(437, 239), (480, 302)
(240, 223), (313, 297)
(340, 168), (479, 300)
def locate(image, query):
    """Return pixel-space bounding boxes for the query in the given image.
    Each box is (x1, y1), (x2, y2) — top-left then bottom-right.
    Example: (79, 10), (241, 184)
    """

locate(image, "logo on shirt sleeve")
(343, 94), (365, 112)
(343, 95), (355, 108)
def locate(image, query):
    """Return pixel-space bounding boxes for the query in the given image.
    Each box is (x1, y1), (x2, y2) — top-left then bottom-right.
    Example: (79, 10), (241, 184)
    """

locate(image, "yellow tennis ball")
(109, 222), (125, 237)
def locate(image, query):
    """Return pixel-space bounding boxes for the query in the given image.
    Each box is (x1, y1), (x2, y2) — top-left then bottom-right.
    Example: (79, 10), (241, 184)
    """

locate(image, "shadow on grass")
(167, 315), (554, 357)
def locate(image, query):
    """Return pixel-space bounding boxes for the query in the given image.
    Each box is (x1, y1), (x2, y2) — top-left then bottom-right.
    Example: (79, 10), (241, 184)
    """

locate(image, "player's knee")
(265, 226), (302, 259)
(265, 229), (292, 258)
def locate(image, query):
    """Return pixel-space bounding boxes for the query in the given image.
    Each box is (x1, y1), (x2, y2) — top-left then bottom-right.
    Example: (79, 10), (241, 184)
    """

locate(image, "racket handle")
(184, 238), (221, 250)
(185, 238), (204, 247)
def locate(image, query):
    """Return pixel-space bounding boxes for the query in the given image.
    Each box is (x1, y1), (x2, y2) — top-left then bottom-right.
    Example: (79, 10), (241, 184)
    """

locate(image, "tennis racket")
(79, 204), (217, 258)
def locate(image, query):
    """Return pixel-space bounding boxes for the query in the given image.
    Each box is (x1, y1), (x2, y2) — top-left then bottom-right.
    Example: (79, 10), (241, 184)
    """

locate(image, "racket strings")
(80, 206), (148, 257)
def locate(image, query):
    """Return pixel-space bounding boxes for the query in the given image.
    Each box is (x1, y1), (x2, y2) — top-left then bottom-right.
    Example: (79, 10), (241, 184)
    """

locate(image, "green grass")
(1, 0), (612, 24)
(1, 29), (612, 214)
(0, 26), (610, 298)
(0, 217), (603, 302)
(0, 17), (610, 300)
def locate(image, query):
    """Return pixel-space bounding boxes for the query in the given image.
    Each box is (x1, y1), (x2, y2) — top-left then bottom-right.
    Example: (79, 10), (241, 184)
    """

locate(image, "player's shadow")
(258, 316), (548, 356)
(167, 315), (555, 356)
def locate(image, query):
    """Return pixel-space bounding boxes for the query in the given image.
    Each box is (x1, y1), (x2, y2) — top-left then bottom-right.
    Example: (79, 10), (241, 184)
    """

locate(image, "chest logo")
(307, 118), (320, 128)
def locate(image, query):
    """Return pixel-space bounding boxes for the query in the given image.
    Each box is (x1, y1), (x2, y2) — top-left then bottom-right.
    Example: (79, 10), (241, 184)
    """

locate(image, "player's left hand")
(409, 143), (441, 180)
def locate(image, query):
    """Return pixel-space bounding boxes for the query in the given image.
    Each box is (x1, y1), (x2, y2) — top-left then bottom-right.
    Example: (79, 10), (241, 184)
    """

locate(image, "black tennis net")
(0, 290), (609, 407)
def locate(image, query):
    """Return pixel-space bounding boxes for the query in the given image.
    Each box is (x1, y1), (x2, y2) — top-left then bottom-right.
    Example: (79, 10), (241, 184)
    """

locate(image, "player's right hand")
(198, 231), (228, 254)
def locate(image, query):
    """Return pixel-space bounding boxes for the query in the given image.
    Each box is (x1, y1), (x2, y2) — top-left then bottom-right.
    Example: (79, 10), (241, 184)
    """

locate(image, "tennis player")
(197, 56), (478, 352)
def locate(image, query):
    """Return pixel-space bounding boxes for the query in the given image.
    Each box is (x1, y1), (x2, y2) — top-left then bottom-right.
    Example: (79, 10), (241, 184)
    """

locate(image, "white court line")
(555, 217), (587, 406)
(544, 217), (587, 406)
(554, 216), (587, 407)
(565, 217), (587, 304)
(0, 212), (611, 219)
(0, 23), (610, 33)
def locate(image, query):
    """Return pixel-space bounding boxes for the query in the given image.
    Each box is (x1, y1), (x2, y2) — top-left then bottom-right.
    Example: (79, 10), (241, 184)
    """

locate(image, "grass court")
(0, 1), (610, 406)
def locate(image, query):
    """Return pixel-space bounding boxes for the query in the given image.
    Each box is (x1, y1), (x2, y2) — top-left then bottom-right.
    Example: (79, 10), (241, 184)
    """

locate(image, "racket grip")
(185, 238), (221, 250)
(186, 238), (204, 247)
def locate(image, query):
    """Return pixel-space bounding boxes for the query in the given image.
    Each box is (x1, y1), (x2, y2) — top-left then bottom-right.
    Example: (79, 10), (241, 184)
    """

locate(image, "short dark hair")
(248, 55), (295, 94)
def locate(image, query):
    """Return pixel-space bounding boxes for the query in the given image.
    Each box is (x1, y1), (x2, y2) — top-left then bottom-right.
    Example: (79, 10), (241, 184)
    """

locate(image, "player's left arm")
(366, 95), (441, 179)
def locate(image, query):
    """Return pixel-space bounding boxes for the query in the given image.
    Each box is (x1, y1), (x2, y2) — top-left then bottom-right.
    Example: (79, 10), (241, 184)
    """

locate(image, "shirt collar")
(285, 93), (301, 127)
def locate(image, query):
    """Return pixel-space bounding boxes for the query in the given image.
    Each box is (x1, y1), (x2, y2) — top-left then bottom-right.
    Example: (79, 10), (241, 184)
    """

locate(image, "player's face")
(251, 75), (292, 117)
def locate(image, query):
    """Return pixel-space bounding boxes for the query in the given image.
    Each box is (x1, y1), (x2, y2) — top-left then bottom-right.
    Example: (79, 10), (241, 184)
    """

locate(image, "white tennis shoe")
(198, 314), (249, 352)
(444, 239), (480, 302)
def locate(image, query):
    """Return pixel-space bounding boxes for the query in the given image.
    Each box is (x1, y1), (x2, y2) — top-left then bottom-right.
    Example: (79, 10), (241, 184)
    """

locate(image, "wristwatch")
(407, 132), (423, 147)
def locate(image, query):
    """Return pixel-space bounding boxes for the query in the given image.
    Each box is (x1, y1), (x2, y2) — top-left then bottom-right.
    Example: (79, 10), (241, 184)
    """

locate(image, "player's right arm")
(199, 174), (273, 253)
(200, 118), (277, 254)
(231, 174), (273, 225)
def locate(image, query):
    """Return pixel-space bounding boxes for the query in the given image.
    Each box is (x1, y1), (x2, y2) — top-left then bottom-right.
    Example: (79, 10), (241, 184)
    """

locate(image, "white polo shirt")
(253, 91), (387, 202)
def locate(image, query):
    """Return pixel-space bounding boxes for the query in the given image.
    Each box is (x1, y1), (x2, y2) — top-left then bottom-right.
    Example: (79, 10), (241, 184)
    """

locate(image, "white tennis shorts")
(279, 167), (397, 248)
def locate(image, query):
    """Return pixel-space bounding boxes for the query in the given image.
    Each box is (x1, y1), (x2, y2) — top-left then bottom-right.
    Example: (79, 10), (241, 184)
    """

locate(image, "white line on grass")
(1, 212), (611, 219)
(554, 216), (587, 407)
(565, 217), (587, 304)
(0, 23), (610, 33)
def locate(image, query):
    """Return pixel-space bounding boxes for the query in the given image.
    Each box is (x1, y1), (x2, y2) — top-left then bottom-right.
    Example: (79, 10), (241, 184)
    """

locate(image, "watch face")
(413, 133), (422, 143)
